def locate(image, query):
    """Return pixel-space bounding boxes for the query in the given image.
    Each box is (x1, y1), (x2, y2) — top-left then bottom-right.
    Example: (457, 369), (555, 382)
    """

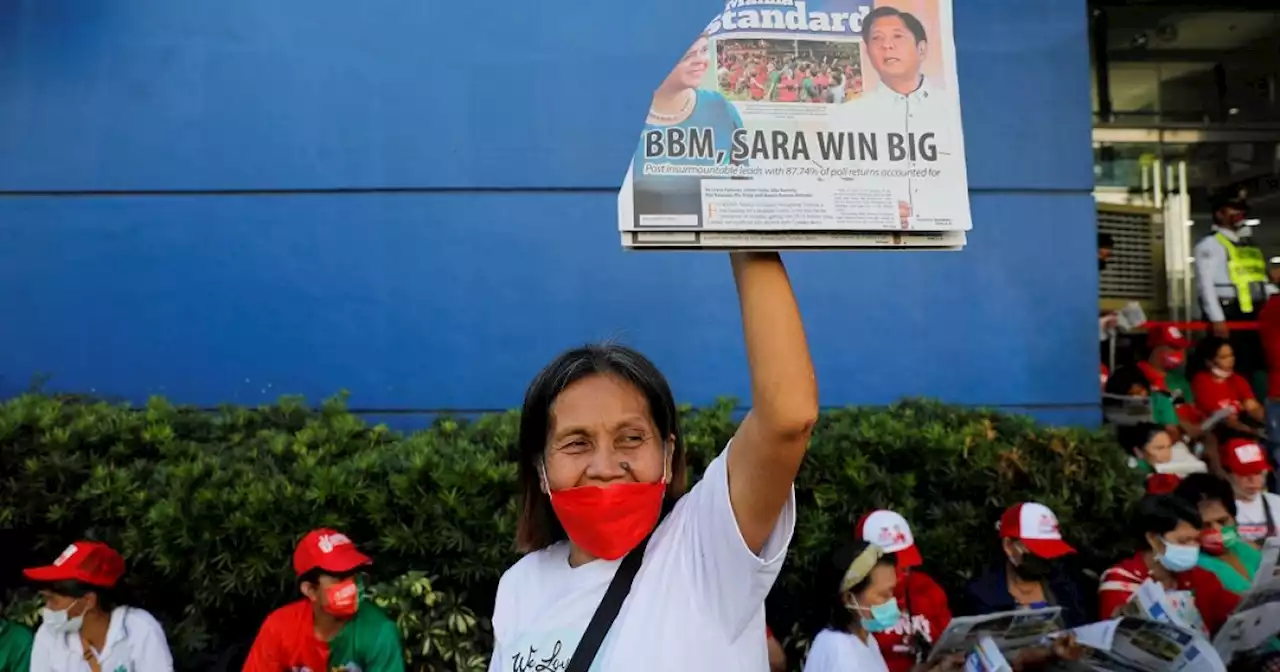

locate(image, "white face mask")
(42, 600), (85, 635)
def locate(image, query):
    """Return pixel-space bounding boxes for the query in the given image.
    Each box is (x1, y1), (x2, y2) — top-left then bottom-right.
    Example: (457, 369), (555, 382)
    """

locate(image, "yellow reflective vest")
(1216, 232), (1268, 313)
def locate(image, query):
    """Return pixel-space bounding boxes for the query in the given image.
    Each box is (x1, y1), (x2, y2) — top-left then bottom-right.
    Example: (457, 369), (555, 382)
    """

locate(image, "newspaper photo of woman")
(630, 32), (745, 228)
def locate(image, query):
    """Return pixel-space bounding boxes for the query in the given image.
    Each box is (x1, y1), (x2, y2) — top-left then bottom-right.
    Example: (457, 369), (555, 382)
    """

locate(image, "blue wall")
(0, 0), (1099, 424)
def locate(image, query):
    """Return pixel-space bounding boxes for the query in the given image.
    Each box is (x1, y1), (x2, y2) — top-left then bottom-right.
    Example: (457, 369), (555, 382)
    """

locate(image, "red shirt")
(1097, 552), (1240, 635)
(873, 571), (952, 672)
(1191, 371), (1255, 418)
(1137, 361), (1168, 393)
(1260, 296), (1280, 398)
(243, 600), (328, 672)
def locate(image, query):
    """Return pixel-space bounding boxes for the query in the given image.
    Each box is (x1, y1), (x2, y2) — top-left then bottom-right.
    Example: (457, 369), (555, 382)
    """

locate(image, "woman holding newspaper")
(487, 253), (817, 672)
(804, 541), (963, 672)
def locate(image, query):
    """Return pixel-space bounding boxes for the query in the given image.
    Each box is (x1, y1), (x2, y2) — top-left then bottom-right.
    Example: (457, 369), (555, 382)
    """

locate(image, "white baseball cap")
(857, 509), (923, 567)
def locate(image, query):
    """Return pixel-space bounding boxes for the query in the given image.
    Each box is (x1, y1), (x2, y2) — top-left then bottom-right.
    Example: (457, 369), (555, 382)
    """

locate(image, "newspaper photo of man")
(630, 32), (746, 228)
(831, 4), (962, 230)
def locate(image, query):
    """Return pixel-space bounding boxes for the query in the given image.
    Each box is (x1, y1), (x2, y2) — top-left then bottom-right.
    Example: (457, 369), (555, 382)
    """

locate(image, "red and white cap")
(292, 529), (372, 577)
(1148, 326), (1191, 350)
(857, 509), (923, 568)
(23, 541), (126, 588)
(998, 502), (1076, 559)
(1222, 438), (1272, 477)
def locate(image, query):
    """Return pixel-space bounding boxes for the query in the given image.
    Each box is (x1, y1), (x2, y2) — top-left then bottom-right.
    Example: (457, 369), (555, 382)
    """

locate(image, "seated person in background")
(1174, 473), (1261, 594)
(1189, 336), (1265, 441)
(803, 541), (963, 672)
(24, 541), (174, 671)
(1116, 424), (1203, 491)
(1098, 495), (1239, 636)
(1103, 365), (1151, 400)
(856, 510), (952, 672)
(1220, 438), (1280, 543)
(964, 503), (1089, 624)
(1139, 326), (1191, 397)
(243, 529), (404, 672)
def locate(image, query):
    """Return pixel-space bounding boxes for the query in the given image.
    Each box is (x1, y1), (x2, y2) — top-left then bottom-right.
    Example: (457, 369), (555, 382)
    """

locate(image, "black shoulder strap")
(1264, 495), (1277, 539)
(564, 536), (651, 672)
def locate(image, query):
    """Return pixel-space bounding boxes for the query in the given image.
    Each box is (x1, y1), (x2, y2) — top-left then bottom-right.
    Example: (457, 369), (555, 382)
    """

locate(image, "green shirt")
(0, 620), (33, 672)
(328, 601), (404, 672)
(1151, 393), (1180, 427)
(1197, 536), (1261, 595)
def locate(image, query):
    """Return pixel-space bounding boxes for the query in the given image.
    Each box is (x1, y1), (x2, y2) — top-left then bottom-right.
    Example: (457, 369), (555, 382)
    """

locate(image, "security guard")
(1194, 189), (1267, 378)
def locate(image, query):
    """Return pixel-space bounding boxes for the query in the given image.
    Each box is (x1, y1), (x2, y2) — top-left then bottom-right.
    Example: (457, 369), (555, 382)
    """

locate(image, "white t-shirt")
(488, 444), (796, 672)
(30, 606), (174, 672)
(1235, 492), (1280, 541)
(802, 628), (890, 672)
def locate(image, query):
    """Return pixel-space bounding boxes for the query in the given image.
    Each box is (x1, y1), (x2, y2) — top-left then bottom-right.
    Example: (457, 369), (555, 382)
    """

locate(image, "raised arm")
(727, 252), (819, 554)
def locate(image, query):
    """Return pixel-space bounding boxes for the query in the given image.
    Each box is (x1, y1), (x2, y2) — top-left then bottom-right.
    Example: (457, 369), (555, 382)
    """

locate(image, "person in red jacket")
(856, 510), (951, 672)
(1098, 494), (1240, 636)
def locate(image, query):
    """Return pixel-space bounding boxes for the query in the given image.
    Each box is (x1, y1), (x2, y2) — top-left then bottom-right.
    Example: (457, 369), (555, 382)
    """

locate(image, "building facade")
(0, 0), (1099, 423)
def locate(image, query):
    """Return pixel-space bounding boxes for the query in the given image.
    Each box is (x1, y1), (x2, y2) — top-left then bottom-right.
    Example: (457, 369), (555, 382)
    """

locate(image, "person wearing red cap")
(962, 503), (1089, 628)
(1098, 494), (1240, 635)
(242, 529), (404, 672)
(1140, 326), (1192, 395)
(855, 510), (951, 672)
(1221, 438), (1280, 542)
(23, 541), (174, 671)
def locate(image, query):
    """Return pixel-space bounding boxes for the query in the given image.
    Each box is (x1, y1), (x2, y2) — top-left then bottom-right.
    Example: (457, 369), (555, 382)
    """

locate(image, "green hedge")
(0, 393), (1142, 670)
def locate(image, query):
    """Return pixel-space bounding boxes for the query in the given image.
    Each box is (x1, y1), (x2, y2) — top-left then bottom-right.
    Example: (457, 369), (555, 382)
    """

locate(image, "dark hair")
(1098, 232), (1115, 249)
(1187, 335), (1232, 381)
(1174, 473), (1238, 519)
(515, 343), (687, 553)
(1116, 422), (1165, 455)
(1103, 365), (1150, 397)
(40, 580), (119, 612)
(296, 567), (358, 591)
(825, 541), (895, 631)
(1134, 494), (1202, 548)
(863, 7), (927, 44)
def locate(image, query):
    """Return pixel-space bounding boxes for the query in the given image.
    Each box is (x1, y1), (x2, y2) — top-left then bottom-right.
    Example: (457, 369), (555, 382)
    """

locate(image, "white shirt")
(1194, 226), (1244, 322)
(488, 444), (795, 672)
(30, 606), (174, 672)
(802, 629), (890, 672)
(1235, 491), (1280, 542)
(827, 76), (968, 229)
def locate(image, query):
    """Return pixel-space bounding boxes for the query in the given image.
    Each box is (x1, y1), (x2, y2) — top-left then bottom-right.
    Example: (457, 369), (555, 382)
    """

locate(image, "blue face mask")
(1157, 538), (1200, 572)
(857, 598), (901, 633)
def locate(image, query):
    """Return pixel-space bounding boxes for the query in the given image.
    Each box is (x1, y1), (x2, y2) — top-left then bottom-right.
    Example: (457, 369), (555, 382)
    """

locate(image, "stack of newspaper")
(617, 0), (973, 251)
(1213, 538), (1280, 665)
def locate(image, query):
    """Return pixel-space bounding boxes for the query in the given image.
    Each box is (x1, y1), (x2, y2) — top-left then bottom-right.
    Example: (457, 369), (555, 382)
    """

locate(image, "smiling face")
(542, 374), (670, 492)
(661, 36), (711, 93)
(867, 15), (925, 84)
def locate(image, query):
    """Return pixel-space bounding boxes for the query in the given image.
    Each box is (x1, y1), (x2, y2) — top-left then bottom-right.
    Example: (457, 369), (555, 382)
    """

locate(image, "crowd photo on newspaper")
(5, 0), (1280, 672)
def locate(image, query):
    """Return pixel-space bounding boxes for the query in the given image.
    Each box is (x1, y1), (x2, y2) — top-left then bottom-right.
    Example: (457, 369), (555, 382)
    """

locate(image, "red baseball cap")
(1222, 439), (1272, 477)
(857, 510), (923, 568)
(1148, 326), (1191, 350)
(998, 503), (1076, 559)
(24, 541), (126, 588)
(293, 529), (372, 576)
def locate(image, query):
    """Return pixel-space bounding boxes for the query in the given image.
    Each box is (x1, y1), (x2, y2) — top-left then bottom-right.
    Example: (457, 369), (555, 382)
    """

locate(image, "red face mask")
(322, 578), (359, 618)
(1159, 351), (1185, 371)
(1200, 529), (1226, 557)
(549, 479), (666, 561)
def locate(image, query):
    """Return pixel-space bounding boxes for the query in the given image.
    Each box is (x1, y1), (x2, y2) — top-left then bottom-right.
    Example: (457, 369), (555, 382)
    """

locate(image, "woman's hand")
(726, 253), (819, 554)
(1050, 634), (1085, 662)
